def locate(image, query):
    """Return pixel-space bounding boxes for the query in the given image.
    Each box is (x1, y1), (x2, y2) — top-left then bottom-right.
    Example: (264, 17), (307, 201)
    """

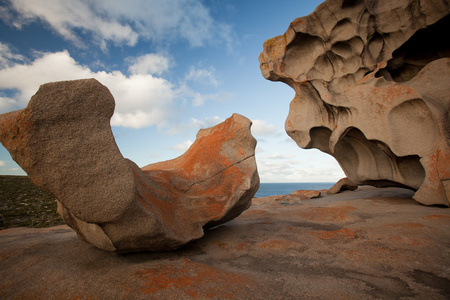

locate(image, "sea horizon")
(254, 182), (335, 198)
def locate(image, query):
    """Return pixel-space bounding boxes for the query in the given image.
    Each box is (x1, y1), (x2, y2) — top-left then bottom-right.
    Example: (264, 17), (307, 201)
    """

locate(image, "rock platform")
(1, 187), (449, 299)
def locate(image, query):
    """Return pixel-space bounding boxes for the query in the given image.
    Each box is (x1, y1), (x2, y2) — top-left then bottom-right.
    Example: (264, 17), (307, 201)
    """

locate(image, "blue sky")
(0, 0), (345, 182)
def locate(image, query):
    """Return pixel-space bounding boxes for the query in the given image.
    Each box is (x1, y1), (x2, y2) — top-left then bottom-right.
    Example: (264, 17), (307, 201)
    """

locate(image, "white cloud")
(264, 153), (294, 160)
(178, 66), (225, 106)
(128, 53), (170, 76)
(5, 0), (234, 49)
(0, 42), (25, 68)
(0, 96), (17, 112)
(255, 147), (264, 153)
(251, 119), (277, 136)
(0, 161), (6, 167)
(185, 66), (218, 86)
(190, 116), (224, 129)
(255, 148), (346, 183)
(0, 50), (176, 129)
(165, 115), (224, 135)
(0, 48), (235, 130)
(192, 93), (217, 106)
(257, 156), (345, 183)
(8, 0), (138, 49)
(177, 83), (233, 107)
(171, 140), (193, 152)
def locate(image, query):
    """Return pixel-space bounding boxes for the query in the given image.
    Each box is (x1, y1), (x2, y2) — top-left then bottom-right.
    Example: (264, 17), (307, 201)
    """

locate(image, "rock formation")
(327, 177), (358, 195)
(259, 0), (450, 206)
(0, 79), (259, 252)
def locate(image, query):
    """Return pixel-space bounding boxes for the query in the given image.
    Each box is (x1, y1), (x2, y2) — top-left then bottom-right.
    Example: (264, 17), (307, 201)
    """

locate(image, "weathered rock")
(259, 0), (450, 206)
(276, 194), (309, 203)
(1, 187), (449, 299)
(274, 190), (323, 204)
(327, 177), (358, 195)
(0, 79), (259, 252)
(292, 189), (323, 198)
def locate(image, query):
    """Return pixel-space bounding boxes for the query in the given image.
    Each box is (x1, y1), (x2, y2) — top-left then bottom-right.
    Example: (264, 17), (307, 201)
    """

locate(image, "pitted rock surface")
(0, 79), (259, 252)
(259, 0), (450, 206)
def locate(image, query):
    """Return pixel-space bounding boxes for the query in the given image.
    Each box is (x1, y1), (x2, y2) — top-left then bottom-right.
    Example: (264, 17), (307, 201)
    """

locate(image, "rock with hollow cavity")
(0, 79), (259, 252)
(259, 0), (450, 206)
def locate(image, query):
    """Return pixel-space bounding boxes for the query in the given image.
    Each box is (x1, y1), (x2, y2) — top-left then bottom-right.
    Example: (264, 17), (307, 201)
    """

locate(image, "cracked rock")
(0, 79), (259, 252)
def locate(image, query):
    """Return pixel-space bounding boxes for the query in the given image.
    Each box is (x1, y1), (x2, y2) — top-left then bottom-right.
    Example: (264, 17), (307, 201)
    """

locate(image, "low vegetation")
(0, 176), (64, 229)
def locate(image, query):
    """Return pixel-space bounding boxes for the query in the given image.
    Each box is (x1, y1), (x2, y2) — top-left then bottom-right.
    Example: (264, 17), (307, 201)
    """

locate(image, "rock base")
(1, 187), (449, 299)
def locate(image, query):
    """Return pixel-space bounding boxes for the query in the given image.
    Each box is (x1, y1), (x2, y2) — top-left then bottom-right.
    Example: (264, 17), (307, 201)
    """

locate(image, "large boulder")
(259, 0), (450, 206)
(0, 79), (259, 252)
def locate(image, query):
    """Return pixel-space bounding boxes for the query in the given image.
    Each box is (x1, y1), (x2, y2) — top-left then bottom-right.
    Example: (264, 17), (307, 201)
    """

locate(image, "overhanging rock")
(259, 0), (450, 206)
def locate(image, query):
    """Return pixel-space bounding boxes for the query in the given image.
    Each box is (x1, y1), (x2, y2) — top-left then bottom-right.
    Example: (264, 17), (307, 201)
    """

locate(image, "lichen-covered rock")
(292, 189), (322, 199)
(259, 0), (450, 206)
(0, 79), (259, 252)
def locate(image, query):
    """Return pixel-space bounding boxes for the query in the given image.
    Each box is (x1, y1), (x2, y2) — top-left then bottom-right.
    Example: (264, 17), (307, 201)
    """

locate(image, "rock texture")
(1, 187), (449, 299)
(327, 177), (358, 195)
(292, 189), (322, 198)
(259, 0), (450, 206)
(0, 79), (259, 252)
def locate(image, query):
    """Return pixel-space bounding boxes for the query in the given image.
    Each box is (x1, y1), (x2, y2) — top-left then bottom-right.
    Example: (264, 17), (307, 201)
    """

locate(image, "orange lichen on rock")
(382, 222), (426, 231)
(311, 228), (359, 241)
(129, 258), (253, 298)
(0, 79), (259, 252)
(297, 205), (357, 222)
(422, 214), (450, 220)
(387, 235), (424, 246)
(292, 189), (323, 198)
(256, 239), (301, 250)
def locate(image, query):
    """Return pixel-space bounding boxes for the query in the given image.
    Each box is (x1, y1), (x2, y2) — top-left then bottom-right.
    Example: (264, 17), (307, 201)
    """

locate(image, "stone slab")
(1, 187), (449, 299)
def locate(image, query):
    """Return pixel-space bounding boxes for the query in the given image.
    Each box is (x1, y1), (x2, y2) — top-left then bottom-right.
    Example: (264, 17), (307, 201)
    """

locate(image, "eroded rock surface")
(1, 188), (449, 299)
(0, 79), (259, 252)
(327, 177), (358, 195)
(259, 0), (450, 205)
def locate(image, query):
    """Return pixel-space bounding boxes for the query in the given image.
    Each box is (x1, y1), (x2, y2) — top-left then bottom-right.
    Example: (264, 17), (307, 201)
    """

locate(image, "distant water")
(254, 182), (334, 198)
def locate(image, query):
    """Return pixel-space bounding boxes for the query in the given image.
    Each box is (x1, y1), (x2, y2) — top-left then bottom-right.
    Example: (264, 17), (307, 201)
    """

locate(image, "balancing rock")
(0, 79), (259, 252)
(259, 0), (450, 206)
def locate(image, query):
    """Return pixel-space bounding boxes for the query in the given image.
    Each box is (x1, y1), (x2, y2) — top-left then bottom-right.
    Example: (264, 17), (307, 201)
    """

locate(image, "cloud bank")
(0, 48), (177, 128)
(251, 119), (278, 137)
(172, 140), (193, 152)
(4, 0), (233, 50)
(0, 44), (229, 129)
(0, 0), (234, 128)
(256, 150), (345, 183)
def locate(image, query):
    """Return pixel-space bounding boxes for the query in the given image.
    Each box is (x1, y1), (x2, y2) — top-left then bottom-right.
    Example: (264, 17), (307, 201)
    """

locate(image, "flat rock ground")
(0, 187), (449, 299)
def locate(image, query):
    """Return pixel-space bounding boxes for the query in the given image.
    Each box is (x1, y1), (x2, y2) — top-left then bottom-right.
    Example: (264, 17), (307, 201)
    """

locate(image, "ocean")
(254, 182), (334, 198)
